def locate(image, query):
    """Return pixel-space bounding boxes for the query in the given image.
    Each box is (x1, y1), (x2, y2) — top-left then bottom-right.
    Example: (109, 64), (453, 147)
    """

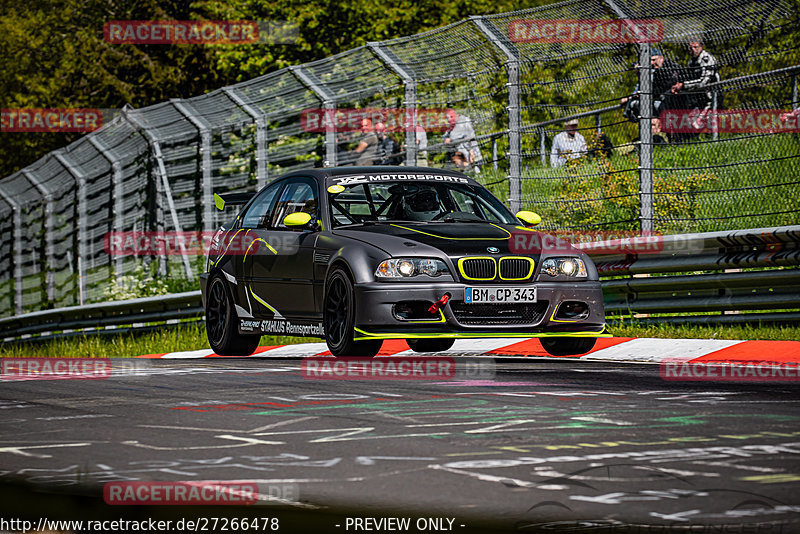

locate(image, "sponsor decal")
(300, 108), (452, 132)
(332, 174), (470, 186)
(1, 358), (111, 381)
(661, 359), (800, 382)
(1, 108), (105, 133)
(660, 109), (800, 134)
(240, 319), (324, 337)
(508, 19), (663, 44)
(103, 20), (298, 45)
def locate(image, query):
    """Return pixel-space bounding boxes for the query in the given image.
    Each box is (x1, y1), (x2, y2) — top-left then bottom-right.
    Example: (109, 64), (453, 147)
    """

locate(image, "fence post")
(172, 99), (215, 234)
(793, 74), (798, 110)
(0, 189), (23, 314)
(88, 134), (125, 277)
(290, 66), (337, 167)
(21, 169), (55, 304)
(53, 152), (88, 305)
(538, 127), (546, 166)
(471, 16), (521, 212)
(223, 88), (269, 189)
(368, 42), (418, 166)
(638, 43), (654, 234)
(123, 109), (194, 280)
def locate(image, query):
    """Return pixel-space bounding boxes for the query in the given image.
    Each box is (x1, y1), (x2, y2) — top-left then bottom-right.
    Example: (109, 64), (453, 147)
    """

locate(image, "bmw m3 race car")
(200, 167), (608, 357)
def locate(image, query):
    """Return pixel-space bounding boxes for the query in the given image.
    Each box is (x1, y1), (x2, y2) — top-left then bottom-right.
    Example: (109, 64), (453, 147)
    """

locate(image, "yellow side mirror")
(284, 212), (312, 227)
(516, 210), (542, 226)
(213, 193), (225, 211)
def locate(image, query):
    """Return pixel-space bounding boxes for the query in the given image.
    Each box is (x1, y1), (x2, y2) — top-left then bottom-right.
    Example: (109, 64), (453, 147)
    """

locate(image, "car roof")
(273, 166), (481, 188)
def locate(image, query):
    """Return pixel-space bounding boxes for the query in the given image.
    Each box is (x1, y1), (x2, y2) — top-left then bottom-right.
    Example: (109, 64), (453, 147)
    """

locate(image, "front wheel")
(206, 273), (261, 356)
(540, 337), (596, 356)
(323, 267), (382, 357)
(407, 338), (455, 353)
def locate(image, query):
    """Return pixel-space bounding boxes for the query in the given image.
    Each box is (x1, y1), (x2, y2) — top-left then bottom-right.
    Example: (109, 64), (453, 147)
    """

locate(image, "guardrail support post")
(21, 170), (55, 304)
(638, 42), (654, 234)
(793, 74), (798, 111)
(53, 152), (89, 305)
(172, 100), (215, 234)
(368, 42), (418, 166)
(471, 16), (522, 212)
(88, 134), (125, 277)
(290, 67), (337, 167)
(223, 88), (269, 189)
(0, 190), (23, 314)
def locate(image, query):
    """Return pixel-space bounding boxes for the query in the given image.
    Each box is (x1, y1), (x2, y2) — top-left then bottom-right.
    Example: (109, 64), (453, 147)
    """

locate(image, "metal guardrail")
(1, 227), (798, 342)
(0, 291), (203, 342)
(583, 225), (800, 324)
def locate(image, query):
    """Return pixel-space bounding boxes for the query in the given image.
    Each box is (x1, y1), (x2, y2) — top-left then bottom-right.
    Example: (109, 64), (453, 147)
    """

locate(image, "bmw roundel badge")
(487, 247), (500, 253)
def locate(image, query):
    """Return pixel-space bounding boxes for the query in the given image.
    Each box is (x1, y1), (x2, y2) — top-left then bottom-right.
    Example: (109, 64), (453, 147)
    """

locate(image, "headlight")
(540, 257), (588, 278)
(375, 258), (449, 278)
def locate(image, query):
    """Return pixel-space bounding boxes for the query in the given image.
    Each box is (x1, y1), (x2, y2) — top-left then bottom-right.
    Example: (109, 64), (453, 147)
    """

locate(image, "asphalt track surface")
(1, 355), (800, 533)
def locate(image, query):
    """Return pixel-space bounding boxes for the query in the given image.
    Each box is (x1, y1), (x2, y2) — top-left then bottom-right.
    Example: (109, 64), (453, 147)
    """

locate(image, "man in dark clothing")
(375, 122), (403, 165)
(650, 49), (686, 116)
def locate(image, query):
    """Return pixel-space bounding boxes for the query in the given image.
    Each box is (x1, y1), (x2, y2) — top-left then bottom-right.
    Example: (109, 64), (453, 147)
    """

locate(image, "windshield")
(329, 181), (517, 227)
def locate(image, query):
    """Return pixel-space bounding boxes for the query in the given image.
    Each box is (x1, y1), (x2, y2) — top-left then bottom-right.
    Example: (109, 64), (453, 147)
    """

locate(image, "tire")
(407, 338), (455, 353)
(205, 273), (261, 356)
(323, 267), (382, 357)
(540, 337), (596, 356)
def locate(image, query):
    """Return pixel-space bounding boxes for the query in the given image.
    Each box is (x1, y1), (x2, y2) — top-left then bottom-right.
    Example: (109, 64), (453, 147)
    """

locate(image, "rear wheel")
(206, 273), (261, 356)
(407, 338), (455, 353)
(324, 267), (382, 357)
(540, 337), (596, 356)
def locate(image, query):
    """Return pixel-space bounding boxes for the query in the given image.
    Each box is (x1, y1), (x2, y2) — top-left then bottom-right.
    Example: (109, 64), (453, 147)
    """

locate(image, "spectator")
(353, 118), (378, 166)
(651, 49), (686, 118)
(621, 50), (685, 124)
(443, 109), (482, 172)
(550, 118), (587, 168)
(375, 122), (402, 165)
(672, 40), (720, 113)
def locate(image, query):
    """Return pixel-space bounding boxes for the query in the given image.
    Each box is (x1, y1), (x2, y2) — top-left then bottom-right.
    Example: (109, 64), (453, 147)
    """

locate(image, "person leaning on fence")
(550, 118), (587, 168)
(375, 122), (403, 165)
(353, 118), (379, 166)
(443, 109), (482, 172)
(672, 40), (720, 112)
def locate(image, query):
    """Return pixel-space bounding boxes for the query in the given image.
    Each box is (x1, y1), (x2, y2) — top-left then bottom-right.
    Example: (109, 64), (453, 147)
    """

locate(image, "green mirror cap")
(284, 212), (312, 226)
(516, 210), (542, 226)
(214, 193), (225, 211)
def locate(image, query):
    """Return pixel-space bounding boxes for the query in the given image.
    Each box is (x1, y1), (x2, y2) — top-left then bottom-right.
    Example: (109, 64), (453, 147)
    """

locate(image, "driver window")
(271, 181), (318, 229)
(241, 183), (282, 228)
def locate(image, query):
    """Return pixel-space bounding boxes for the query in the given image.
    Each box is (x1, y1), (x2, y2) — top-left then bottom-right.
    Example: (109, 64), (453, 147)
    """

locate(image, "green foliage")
(103, 263), (169, 301)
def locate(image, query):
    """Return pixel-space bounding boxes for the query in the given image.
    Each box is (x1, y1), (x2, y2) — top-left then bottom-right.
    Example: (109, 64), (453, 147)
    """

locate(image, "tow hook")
(428, 293), (451, 314)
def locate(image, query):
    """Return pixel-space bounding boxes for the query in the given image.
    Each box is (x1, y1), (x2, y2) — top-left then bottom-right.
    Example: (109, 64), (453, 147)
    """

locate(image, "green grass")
(608, 321), (800, 342)
(0, 323), (319, 359)
(1, 320), (796, 359)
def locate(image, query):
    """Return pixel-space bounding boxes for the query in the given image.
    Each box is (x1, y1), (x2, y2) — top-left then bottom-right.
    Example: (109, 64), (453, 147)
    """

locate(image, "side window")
(270, 181), (318, 229)
(240, 183), (282, 228)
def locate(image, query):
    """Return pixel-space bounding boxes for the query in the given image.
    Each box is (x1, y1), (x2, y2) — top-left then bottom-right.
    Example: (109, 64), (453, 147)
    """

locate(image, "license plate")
(464, 287), (537, 304)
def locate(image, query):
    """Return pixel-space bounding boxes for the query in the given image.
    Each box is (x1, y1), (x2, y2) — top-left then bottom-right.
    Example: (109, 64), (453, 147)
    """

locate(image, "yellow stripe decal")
(390, 223), (511, 241)
(353, 327), (611, 341)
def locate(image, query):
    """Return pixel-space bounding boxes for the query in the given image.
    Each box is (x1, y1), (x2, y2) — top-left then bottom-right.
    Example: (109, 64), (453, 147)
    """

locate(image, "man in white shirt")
(550, 118), (587, 168)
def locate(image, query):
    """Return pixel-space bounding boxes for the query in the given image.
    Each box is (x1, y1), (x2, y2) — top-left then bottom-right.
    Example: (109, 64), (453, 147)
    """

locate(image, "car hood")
(332, 222), (546, 257)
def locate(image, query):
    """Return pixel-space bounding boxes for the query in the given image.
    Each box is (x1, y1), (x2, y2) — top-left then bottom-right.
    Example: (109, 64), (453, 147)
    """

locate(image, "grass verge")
(0, 321), (797, 359)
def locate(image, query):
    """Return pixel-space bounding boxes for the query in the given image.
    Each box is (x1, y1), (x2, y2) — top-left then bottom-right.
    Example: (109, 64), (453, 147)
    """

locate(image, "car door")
(245, 177), (320, 319)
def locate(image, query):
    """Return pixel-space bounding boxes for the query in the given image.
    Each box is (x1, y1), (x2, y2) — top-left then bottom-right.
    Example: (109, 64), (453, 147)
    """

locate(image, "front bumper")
(353, 280), (608, 340)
